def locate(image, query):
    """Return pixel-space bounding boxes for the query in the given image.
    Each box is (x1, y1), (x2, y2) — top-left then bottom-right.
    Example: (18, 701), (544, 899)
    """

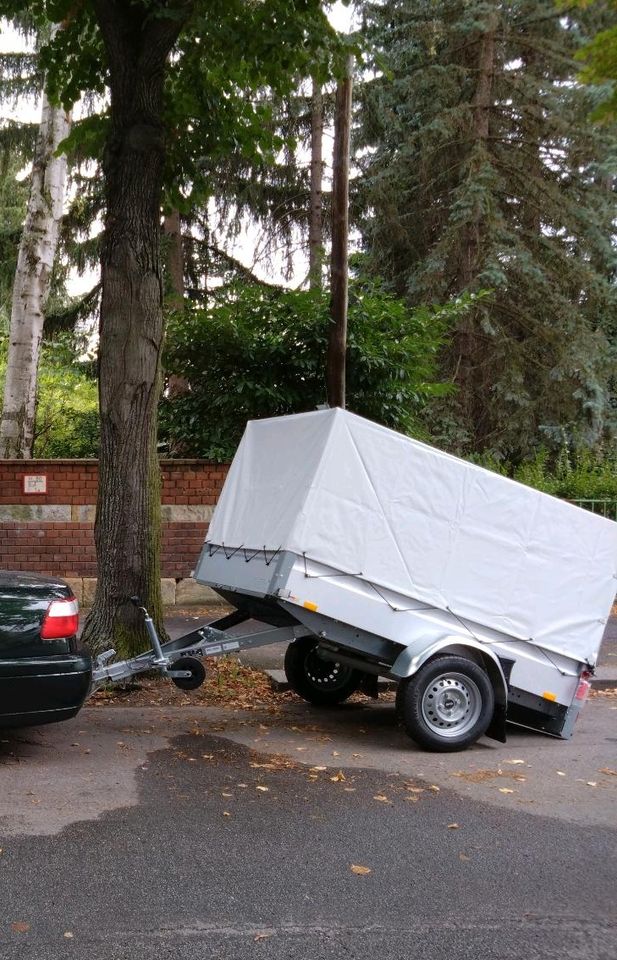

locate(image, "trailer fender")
(390, 636), (509, 743)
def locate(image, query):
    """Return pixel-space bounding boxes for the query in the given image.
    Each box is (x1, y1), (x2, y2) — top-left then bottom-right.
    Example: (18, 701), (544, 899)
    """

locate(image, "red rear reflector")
(575, 678), (592, 701)
(40, 598), (79, 640)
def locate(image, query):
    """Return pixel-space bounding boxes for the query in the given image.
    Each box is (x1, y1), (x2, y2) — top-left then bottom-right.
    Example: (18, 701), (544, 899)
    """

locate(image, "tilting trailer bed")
(93, 410), (617, 753)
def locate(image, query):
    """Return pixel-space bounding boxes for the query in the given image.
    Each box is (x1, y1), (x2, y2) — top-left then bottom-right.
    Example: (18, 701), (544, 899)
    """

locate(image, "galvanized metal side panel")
(193, 544), (296, 600)
(196, 545), (582, 709)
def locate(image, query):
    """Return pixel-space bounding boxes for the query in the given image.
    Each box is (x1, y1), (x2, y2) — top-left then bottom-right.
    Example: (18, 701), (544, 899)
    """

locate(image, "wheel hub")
(305, 652), (350, 690)
(421, 673), (482, 738)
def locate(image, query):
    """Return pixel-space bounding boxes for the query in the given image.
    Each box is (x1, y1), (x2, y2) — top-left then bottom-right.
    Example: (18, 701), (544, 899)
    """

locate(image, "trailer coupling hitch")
(127, 596), (207, 689)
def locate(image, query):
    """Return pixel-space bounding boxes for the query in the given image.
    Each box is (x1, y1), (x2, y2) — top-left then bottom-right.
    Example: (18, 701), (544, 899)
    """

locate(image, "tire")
(396, 655), (494, 752)
(284, 637), (362, 706)
(169, 656), (207, 691)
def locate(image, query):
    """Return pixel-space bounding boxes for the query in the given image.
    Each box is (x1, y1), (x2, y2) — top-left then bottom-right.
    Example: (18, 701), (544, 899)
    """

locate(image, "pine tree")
(357, 0), (617, 460)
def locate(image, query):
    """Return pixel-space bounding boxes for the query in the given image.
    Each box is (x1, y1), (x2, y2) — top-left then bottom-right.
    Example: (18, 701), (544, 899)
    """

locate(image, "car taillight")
(40, 598), (79, 640)
(575, 669), (593, 702)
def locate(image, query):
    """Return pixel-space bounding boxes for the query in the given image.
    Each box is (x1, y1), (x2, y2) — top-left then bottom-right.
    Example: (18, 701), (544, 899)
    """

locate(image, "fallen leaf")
(202, 754), (214, 760)
(504, 759), (525, 765)
(11, 923), (30, 934)
(343, 787), (356, 792)
(352, 753), (362, 758)
(459, 853), (470, 861)
(221, 792), (233, 798)
(350, 864), (371, 875)
(498, 788), (514, 794)
(373, 794), (390, 803)
(310, 766), (327, 772)
(429, 785), (440, 792)
(599, 768), (617, 777)
(256, 786), (269, 792)
(586, 781), (598, 787)
(556, 771), (566, 777)
(514, 776), (527, 782)
(330, 771), (346, 782)
(254, 933), (272, 942)
(447, 823), (460, 829)
(63, 932), (74, 939)
(223, 812), (231, 817)
(406, 787), (424, 794)
(332, 751), (340, 757)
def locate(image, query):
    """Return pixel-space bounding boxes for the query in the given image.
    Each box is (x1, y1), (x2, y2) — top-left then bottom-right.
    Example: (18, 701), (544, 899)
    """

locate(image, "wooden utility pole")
(326, 55), (353, 409)
(308, 78), (324, 290)
(163, 208), (184, 303)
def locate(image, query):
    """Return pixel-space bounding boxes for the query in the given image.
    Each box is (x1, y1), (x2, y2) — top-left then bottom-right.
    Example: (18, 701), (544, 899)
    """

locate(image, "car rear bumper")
(0, 654), (92, 728)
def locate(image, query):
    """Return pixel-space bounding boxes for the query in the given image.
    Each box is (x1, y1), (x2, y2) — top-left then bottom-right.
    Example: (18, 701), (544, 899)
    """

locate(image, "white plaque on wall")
(23, 475), (47, 494)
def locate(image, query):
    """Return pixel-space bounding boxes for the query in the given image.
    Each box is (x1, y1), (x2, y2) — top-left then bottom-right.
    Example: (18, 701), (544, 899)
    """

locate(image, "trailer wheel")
(169, 657), (206, 691)
(396, 656), (494, 752)
(284, 637), (362, 706)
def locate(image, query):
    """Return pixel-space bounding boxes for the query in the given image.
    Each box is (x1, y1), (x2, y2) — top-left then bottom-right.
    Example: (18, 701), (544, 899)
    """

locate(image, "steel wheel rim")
(304, 650), (353, 691)
(421, 672), (482, 738)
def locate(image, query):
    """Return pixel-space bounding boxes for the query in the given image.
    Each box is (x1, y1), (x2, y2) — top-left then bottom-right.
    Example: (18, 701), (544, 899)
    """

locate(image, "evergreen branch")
(198, 239), (286, 290)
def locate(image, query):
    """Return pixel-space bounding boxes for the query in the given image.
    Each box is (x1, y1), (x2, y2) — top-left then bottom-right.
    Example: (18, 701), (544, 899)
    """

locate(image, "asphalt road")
(1, 694), (616, 960)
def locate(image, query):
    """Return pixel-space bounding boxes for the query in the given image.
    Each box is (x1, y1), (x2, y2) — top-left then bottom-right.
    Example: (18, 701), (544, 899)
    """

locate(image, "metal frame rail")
(91, 602), (309, 692)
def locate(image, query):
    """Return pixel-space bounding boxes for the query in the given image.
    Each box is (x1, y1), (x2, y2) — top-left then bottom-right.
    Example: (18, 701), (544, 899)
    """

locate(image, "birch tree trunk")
(0, 92), (71, 458)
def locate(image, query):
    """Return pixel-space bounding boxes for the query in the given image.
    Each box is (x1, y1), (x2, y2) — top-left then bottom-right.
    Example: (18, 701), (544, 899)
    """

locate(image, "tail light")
(40, 598), (79, 640)
(575, 669), (593, 702)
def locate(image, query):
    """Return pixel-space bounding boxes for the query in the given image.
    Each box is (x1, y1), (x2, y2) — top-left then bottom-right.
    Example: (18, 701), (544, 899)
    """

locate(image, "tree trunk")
(453, 8), (498, 444)
(163, 208), (190, 398)
(81, 2), (189, 658)
(326, 56), (353, 409)
(164, 208), (184, 302)
(0, 91), (70, 458)
(308, 79), (323, 290)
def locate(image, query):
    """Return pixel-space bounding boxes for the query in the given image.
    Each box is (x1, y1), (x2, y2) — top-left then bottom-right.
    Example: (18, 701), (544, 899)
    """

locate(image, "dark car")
(0, 572), (92, 728)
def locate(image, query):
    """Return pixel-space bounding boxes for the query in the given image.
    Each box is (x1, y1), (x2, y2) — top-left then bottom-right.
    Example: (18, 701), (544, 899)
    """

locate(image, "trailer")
(94, 409), (617, 752)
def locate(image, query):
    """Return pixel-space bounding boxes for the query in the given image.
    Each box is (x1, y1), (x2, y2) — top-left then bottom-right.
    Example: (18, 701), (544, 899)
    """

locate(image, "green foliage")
(0, 331), (99, 457)
(576, 1), (617, 120)
(1, 1), (341, 210)
(475, 445), (617, 502)
(357, 0), (617, 461)
(160, 280), (464, 459)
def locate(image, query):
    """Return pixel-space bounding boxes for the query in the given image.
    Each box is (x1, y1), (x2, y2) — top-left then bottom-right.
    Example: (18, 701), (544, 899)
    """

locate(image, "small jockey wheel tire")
(169, 656), (206, 691)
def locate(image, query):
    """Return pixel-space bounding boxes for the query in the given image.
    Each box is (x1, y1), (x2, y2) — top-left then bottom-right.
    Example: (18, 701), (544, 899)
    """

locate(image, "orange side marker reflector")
(303, 601), (318, 612)
(542, 691), (557, 702)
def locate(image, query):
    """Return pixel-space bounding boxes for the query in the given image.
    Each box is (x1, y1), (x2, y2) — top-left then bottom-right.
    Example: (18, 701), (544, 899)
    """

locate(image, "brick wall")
(0, 460), (229, 583)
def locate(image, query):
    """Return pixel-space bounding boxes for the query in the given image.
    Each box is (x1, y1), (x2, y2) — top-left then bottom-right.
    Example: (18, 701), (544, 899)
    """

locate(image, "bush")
(160, 281), (471, 459)
(474, 446), (617, 503)
(0, 332), (99, 458)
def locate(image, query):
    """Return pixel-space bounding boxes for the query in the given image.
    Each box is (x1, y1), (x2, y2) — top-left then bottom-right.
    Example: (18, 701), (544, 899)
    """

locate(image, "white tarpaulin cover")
(208, 409), (617, 662)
